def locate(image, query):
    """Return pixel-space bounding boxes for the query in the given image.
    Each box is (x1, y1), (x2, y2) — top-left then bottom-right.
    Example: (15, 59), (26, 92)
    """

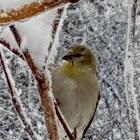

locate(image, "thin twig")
(9, 25), (21, 47)
(55, 104), (76, 140)
(0, 51), (37, 140)
(124, 0), (139, 139)
(45, 8), (64, 72)
(47, 8), (64, 60)
(0, 39), (24, 60)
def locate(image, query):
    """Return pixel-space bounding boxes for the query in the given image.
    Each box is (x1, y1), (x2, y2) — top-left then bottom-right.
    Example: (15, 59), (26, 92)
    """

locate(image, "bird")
(52, 45), (100, 140)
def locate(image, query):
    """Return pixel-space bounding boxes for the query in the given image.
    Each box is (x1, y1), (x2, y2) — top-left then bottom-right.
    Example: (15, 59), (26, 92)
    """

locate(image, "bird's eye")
(81, 48), (85, 51)
(75, 54), (83, 57)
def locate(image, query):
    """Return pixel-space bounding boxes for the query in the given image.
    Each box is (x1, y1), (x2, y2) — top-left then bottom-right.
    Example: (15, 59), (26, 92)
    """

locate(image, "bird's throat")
(60, 63), (79, 76)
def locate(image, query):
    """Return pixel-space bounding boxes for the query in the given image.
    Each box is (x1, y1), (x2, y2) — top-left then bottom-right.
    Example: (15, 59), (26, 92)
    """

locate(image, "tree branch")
(9, 24), (60, 140)
(0, 51), (37, 140)
(10, 22), (76, 139)
(0, 0), (80, 24)
(0, 39), (24, 60)
(124, 0), (139, 139)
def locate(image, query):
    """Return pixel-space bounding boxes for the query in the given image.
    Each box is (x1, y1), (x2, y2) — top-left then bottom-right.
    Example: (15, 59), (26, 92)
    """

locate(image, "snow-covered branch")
(0, 50), (37, 140)
(9, 24), (60, 140)
(124, 0), (139, 139)
(0, 0), (79, 24)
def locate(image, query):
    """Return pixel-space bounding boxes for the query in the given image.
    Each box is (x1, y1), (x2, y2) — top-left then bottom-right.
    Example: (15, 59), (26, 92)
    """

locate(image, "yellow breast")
(58, 63), (80, 77)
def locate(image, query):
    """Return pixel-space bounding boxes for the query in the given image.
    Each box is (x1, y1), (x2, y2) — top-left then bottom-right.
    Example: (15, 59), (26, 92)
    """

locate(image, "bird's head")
(63, 45), (96, 73)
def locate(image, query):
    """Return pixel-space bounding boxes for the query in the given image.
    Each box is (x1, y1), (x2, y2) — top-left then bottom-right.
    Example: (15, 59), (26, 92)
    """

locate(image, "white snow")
(0, 27), (19, 50)
(123, 0), (140, 138)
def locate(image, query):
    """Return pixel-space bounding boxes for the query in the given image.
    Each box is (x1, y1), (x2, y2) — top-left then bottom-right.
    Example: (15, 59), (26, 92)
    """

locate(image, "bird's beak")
(62, 55), (72, 61)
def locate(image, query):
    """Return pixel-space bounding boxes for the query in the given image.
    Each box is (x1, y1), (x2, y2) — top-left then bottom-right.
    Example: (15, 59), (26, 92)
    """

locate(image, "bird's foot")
(54, 99), (61, 106)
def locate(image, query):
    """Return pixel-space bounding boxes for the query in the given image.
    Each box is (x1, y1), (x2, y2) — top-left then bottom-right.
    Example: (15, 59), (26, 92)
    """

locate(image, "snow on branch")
(44, 8), (64, 67)
(9, 22), (76, 140)
(0, 39), (24, 60)
(124, 0), (139, 139)
(0, 50), (37, 140)
(0, 0), (79, 24)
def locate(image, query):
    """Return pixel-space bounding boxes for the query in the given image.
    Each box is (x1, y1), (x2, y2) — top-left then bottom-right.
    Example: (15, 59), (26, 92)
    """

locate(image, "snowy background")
(0, 0), (140, 139)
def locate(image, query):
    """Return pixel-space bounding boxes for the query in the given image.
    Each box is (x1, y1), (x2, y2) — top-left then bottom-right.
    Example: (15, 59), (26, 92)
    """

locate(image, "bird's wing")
(52, 69), (78, 127)
(83, 92), (100, 135)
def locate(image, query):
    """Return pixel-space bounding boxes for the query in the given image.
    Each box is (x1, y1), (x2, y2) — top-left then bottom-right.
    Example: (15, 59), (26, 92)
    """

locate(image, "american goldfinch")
(52, 45), (100, 140)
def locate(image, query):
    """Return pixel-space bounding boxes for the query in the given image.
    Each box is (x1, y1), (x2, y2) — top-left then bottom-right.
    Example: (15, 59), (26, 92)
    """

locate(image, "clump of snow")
(15, 8), (60, 68)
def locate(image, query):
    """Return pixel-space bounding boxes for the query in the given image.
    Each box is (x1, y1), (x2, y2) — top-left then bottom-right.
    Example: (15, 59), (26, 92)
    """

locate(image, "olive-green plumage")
(52, 45), (100, 140)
